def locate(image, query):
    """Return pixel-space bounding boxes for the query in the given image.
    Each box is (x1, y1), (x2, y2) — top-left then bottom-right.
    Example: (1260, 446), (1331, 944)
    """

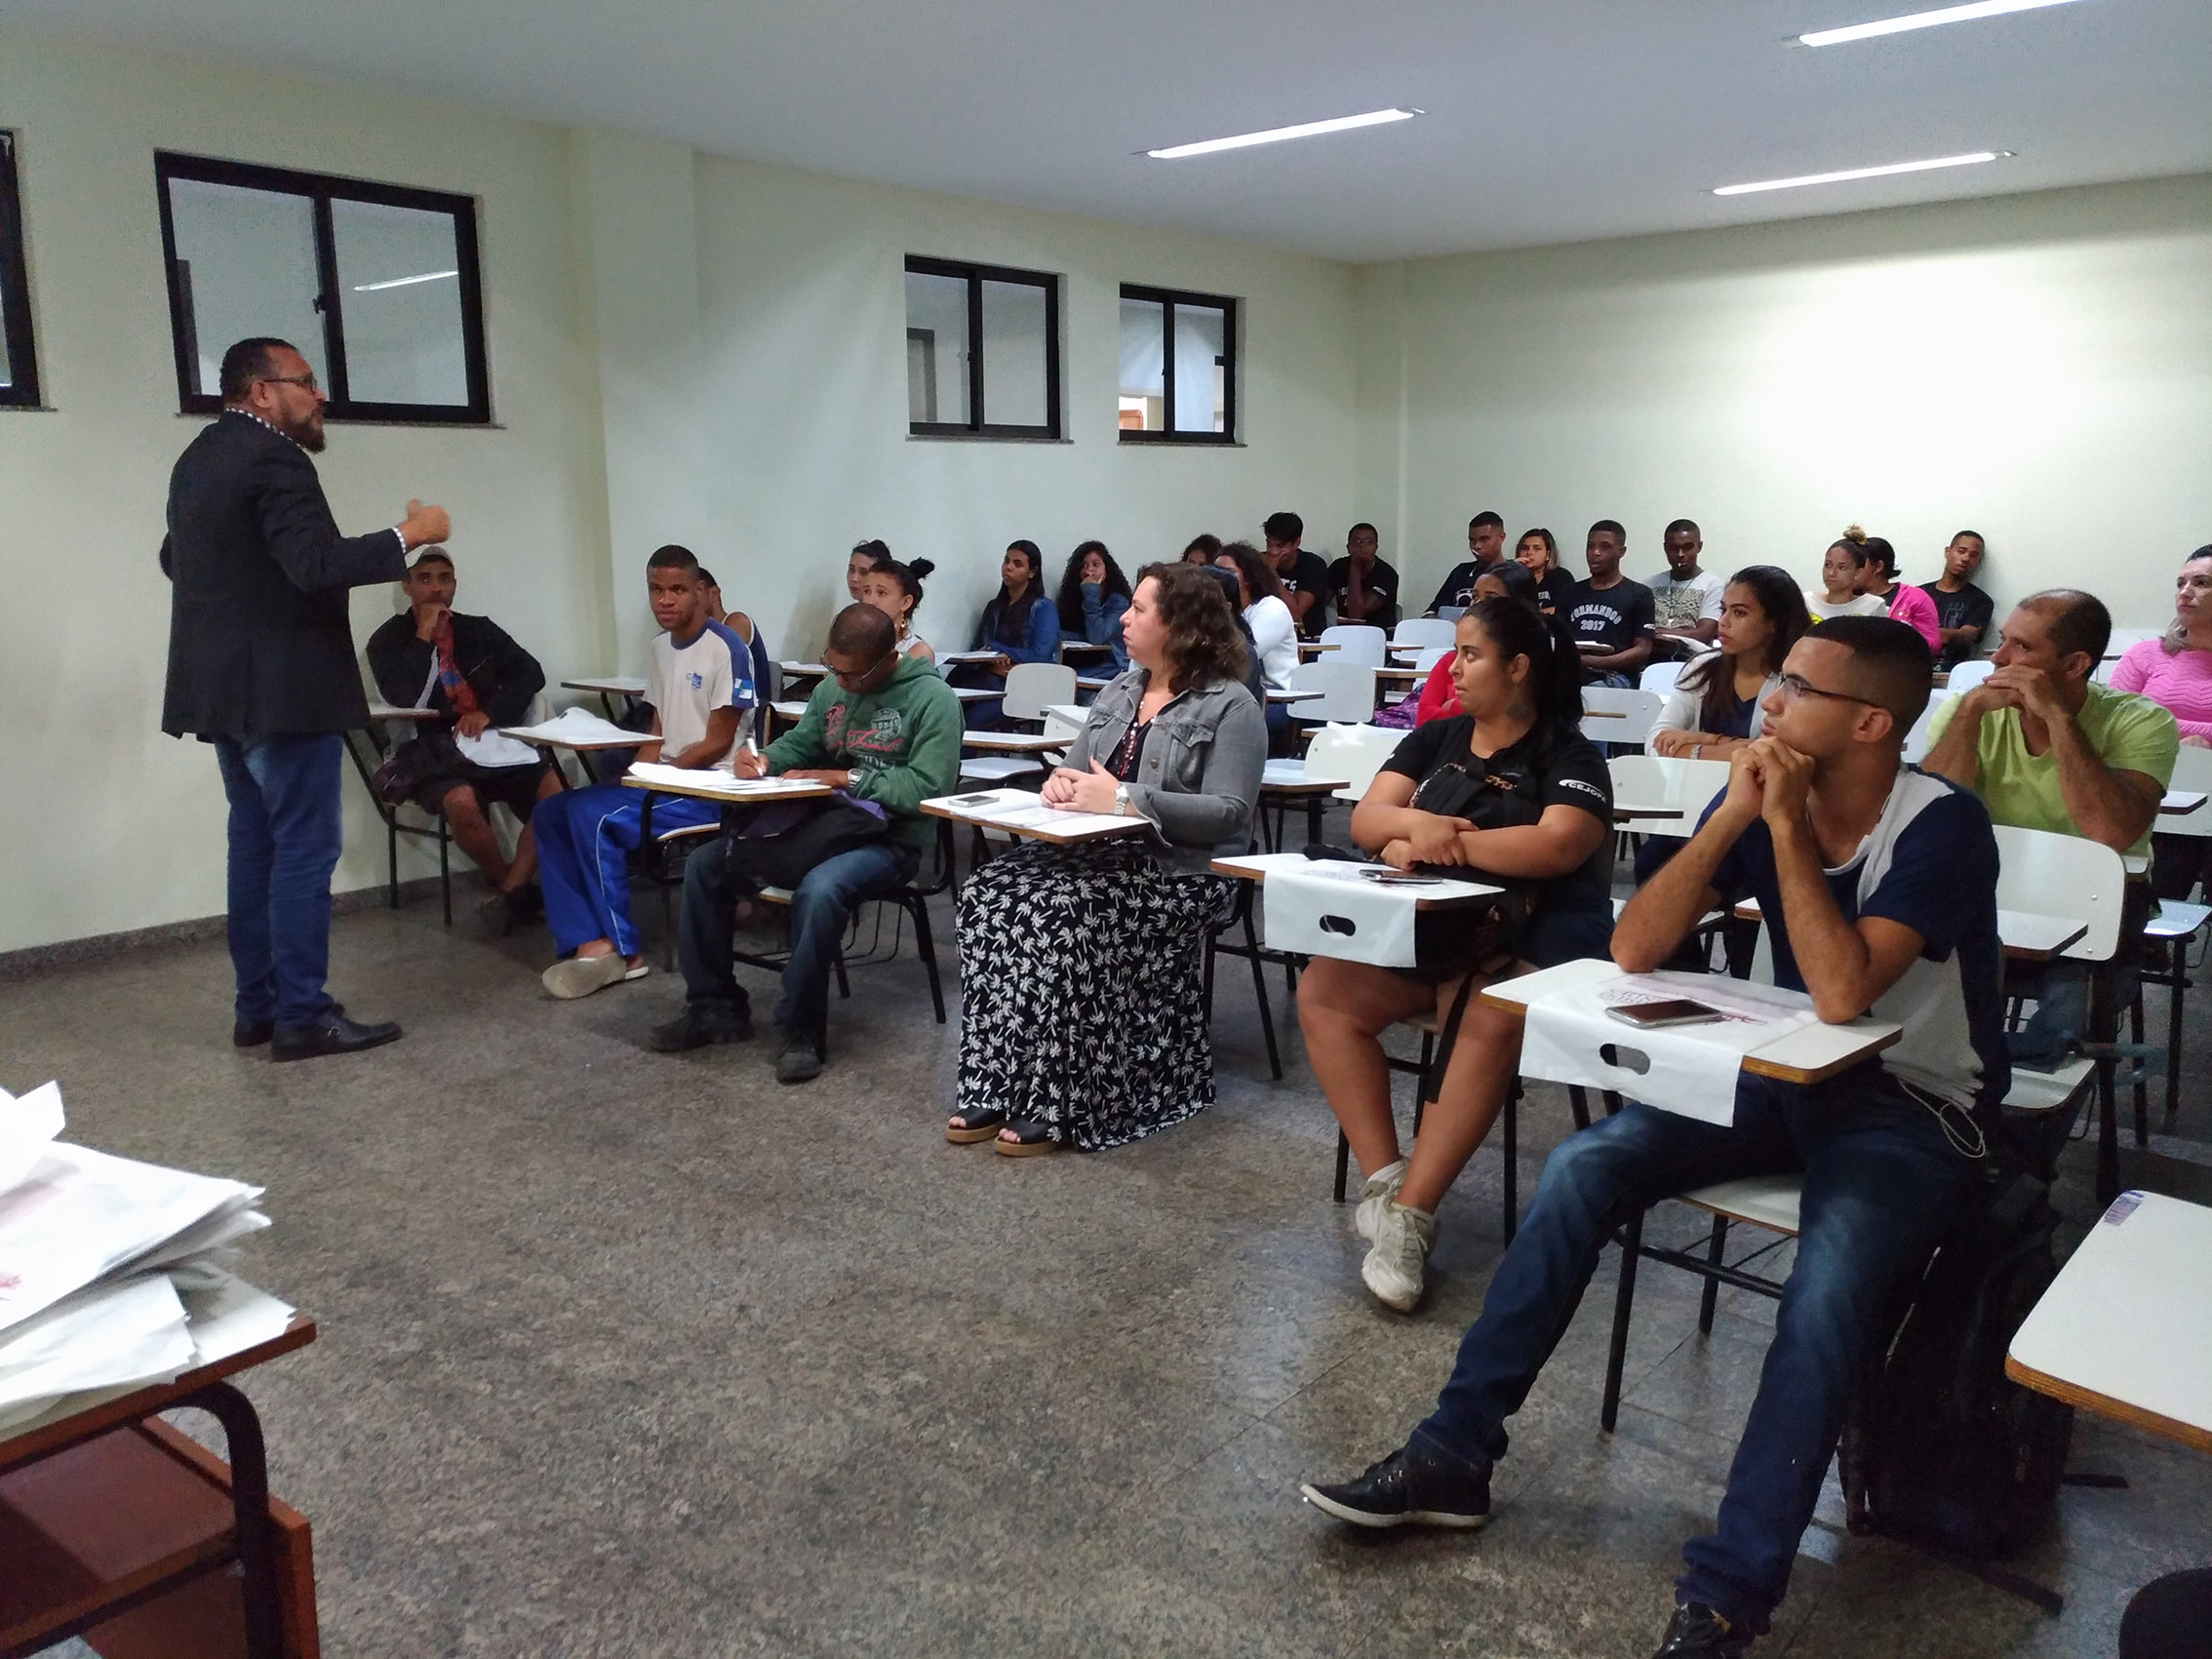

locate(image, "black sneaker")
(270, 1012), (402, 1062)
(1652, 1602), (1753, 1657)
(1298, 1440), (1490, 1530)
(774, 1027), (824, 1084)
(647, 1004), (754, 1052)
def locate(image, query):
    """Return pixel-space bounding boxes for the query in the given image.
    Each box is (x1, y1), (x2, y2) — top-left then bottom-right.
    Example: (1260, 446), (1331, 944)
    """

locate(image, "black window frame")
(903, 256), (1061, 441)
(154, 151), (491, 425)
(1118, 283), (1237, 447)
(0, 130), (41, 410)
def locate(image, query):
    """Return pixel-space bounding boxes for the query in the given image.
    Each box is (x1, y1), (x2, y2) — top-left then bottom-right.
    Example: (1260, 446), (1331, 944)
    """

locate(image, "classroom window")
(1118, 284), (1235, 444)
(0, 132), (40, 409)
(155, 152), (490, 423)
(904, 257), (1060, 439)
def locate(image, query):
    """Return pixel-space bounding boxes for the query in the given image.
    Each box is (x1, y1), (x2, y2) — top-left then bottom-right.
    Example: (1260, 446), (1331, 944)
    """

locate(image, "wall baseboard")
(0, 880), (451, 981)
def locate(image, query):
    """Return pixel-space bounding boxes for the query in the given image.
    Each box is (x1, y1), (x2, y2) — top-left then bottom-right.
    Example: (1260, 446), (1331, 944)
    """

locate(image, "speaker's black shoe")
(1298, 1439), (1490, 1530)
(1651, 1602), (1754, 1657)
(235, 1002), (342, 1048)
(270, 1012), (402, 1061)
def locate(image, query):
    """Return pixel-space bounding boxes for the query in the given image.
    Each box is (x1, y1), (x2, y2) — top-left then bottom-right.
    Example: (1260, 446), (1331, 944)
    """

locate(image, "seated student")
(2111, 546), (2212, 898)
(1512, 527), (1577, 617)
(1408, 562), (1539, 726)
(650, 604), (961, 1082)
(1566, 519), (1655, 686)
(946, 564), (1265, 1155)
(1303, 616), (2005, 1659)
(1649, 568), (1810, 761)
(948, 539), (1059, 723)
(1847, 529), (1942, 653)
(847, 539), (889, 605)
(1805, 535), (1889, 623)
(1181, 533), (1223, 565)
(1426, 511), (1508, 614)
(532, 545), (755, 999)
(697, 564), (773, 736)
(1327, 522), (1402, 630)
(1919, 531), (1994, 672)
(1299, 597), (1612, 1311)
(1265, 510), (1334, 640)
(1215, 540), (1299, 742)
(1197, 564), (1269, 706)
(860, 555), (936, 663)
(1055, 540), (1133, 673)
(1648, 518), (1726, 656)
(366, 547), (562, 931)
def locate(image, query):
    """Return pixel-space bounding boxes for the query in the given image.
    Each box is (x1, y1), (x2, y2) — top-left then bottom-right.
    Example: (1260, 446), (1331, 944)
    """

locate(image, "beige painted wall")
(1358, 177), (2212, 629)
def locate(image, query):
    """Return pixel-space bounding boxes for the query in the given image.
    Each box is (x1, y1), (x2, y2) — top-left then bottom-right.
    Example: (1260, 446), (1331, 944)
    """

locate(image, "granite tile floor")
(12, 870), (2212, 1658)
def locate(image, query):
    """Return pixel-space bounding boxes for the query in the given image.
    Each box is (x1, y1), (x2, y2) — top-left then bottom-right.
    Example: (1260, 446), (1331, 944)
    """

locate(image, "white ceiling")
(6, 0), (2209, 261)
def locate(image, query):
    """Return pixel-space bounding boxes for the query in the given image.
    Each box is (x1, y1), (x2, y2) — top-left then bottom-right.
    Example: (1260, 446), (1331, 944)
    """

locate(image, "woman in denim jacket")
(948, 563), (1266, 1154)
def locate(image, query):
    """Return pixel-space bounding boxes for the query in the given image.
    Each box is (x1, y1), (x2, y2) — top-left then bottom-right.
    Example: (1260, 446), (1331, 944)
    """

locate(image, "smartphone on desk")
(1605, 998), (1724, 1029)
(1360, 870), (1442, 887)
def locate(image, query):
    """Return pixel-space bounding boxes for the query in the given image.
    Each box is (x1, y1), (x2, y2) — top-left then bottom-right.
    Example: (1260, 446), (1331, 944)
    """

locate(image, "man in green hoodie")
(651, 603), (961, 1082)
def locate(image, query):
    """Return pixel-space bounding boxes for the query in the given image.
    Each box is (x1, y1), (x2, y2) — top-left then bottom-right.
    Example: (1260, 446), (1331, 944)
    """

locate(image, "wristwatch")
(1113, 783), (1131, 816)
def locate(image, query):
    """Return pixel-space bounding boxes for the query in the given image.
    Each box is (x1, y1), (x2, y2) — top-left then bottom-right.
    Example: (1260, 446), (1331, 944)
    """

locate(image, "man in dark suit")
(161, 336), (451, 1060)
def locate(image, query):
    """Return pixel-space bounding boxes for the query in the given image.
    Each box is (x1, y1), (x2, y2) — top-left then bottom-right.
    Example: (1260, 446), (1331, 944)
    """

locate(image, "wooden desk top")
(2007, 1191), (2212, 1452)
(1727, 898), (2087, 962)
(366, 703), (437, 723)
(560, 676), (648, 696)
(2161, 790), (2207, 815)
(1477, 957), (1901, 1086)
(961, 731), (1067, 753)
(0, 1317), (316, 1475)
(1209, 851), (1501, 912)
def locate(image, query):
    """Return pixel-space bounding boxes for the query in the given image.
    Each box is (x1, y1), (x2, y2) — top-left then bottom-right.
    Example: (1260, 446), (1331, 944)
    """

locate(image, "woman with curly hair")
(948, 563), (1266, 1155)
(1055, 539), (1134, 672)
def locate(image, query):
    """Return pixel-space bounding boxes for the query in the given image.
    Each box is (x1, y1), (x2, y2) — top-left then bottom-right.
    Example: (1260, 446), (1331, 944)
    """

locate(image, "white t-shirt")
(648, 619), (755, 762)
(1649, 570), (1727, 634)
(1244, 595), (1299, 688)
(897, 632), (930, 656)
(1805, 591), (1889, 622)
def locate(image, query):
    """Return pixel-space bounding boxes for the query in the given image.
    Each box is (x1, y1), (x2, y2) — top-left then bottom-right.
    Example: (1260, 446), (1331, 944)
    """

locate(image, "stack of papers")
(0, 1082), (294, 1434)
(926, 787), (1137, 839)
(624, 763), (830, 798)
(500, 706), (643, 746)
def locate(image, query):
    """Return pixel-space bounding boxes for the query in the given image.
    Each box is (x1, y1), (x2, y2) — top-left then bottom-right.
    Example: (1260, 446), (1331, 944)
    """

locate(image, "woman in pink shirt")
(2113, 545), (2212, 897)
(1846, 531), (1942, 654)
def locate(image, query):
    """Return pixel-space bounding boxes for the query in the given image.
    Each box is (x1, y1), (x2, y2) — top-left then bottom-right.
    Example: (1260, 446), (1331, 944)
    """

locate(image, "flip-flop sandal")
(945, 1105), (1006, 1145)
(993, 1119), (1058, 1158)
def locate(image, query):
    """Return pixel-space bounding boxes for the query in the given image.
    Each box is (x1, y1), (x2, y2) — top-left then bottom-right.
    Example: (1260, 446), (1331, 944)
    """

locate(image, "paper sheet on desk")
(0, 1081), (64, 1194)
(935, 788), (1133, 838)
(454, 728), (542, 769)
(624, 763), (824, 798)
(1261, 864), (1422, 967)
(502, 707), (641, 746)
(1520, 971), (1820, 1125)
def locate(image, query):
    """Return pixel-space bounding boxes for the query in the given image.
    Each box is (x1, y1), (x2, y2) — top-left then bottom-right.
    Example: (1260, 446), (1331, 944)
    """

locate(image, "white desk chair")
(1390, 617), (1457, 652)
(1316, 624), (1387, 668)
(1408, 646), (1451, 674)
(1606, 753), (1731, 823)
(2133, 744), (2212, 1129)
(1002, 661), (1078, 723)
(1639, 660), (1682, 696)
(1944, 659), (1995, 695)
(1304, 723), (1408, 803)
(1902, 693), (1951, 765)
(1579, 686), (1663, 749)
(1286, 659), (1378, 725)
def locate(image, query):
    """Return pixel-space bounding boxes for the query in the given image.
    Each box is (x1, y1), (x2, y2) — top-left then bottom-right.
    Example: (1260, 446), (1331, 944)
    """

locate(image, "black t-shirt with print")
(1565, 576), (1656, 664)
(1428, 560), (1484, 613)
(1534, 568), (1579, 617)
(1277, 548), (1334, 638)
(1380, 714), (1615, 917)
(1919, 579), (1995, 670)
(1326, 556), (1401, 630)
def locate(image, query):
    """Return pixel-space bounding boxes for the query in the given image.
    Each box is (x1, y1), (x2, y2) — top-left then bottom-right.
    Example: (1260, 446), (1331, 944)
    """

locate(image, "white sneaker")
(1354, 1159), (1408, 1243)
(1362, 1201), (1439, 1313)
(540, 954), (649, 1000)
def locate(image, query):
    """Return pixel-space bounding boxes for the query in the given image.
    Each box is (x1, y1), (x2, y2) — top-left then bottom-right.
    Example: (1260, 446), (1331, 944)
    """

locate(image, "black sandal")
(993, 1118), (1058, 1158)
(946, 1105), (1006, 1145)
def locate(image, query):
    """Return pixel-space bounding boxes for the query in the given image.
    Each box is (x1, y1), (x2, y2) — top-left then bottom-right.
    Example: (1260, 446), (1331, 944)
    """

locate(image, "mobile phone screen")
(1606, 998), (1724, 1028)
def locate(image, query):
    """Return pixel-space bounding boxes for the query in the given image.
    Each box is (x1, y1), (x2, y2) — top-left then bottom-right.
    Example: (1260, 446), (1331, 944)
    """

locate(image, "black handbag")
(368, 729), (461, 808)
(718, 797), (890, 891)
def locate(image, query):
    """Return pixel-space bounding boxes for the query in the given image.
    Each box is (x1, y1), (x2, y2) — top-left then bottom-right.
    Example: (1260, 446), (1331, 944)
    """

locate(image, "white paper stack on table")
(623, 762), (831, 798)
(0, 1081), (294, 1435)
(500, 706), (645, 748)
(926, 786), (1135, 839)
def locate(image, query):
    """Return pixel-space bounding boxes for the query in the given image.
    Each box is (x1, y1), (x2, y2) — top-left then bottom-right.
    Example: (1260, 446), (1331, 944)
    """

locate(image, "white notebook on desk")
(625, 763), (828, 798)
(928, 787), (1135, 839)
(502, 707), (640, 746)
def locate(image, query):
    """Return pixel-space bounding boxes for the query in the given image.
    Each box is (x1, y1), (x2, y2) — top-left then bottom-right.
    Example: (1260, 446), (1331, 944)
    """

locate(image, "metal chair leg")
(2130, 990), (2150, 1148)
(2169, 947), (2191, 1124)
(910, 895), (946, 1024)
(1243, 905), (1281, 1081)
(1333, 1131), (1351, 1204)
(1698, 1216), (1727, 1334)
(1568, 1086), (1591, 1130)
(438, 822), (453, 927)
(1602, 1209), (1643, 1433)
(1501, 1080), (1519, 1246)
(387, 820), (400, 909)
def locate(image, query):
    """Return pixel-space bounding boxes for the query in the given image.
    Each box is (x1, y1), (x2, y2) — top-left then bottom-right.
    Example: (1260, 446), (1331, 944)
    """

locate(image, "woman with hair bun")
(860, 555), (935, 663)
(1848, 529), (1942, 653)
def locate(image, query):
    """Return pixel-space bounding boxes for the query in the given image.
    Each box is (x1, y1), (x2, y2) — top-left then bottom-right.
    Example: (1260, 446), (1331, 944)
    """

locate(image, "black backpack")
(1843, 1171), (2074, 1560)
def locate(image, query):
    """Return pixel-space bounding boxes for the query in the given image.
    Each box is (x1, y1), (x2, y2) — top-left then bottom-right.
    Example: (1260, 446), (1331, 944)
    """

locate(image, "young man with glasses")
(161, 336), (450, 1060)
(651, 603), (960, 1083)
(1301, 616), (2008, 1659)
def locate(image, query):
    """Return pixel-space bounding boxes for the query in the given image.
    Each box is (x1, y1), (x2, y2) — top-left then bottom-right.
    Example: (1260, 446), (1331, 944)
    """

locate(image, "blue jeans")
(676, 836), (920, 1030)
(214, 734), (344, 1029)
(1412, 1071), (1971, 1635)
(532, 786), (718, 958)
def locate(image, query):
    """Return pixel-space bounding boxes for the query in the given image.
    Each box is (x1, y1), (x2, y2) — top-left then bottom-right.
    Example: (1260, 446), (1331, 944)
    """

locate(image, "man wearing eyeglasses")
(1303, 616), (2007, 1659)
(161, 336), (451, 1061)
(650, 603), (960, 1084)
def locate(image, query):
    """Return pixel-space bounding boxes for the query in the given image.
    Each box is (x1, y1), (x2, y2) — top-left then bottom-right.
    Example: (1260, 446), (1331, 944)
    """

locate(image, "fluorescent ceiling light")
(1146, 108), (1420, 160)
(352, 269), (458, 292)
(1714, 150), (2006, 195)
(1800, 0), (2087, 48)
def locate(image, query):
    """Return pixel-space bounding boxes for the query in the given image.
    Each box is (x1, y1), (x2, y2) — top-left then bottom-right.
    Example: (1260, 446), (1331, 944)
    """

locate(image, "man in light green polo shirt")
(1924, 589), (2175, 862)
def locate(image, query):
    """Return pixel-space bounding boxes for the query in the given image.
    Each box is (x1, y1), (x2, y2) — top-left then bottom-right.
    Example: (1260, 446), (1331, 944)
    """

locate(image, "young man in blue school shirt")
(1300, 616), (2005, 1659)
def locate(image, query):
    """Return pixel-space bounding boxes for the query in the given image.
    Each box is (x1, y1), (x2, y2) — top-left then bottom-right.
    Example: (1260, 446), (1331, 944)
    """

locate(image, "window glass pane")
(978, 278), (1047, 428)
(904, 270), (969, 425)
(1119, 297), (1164, 432)
(167, 178), (325, 397)
(1173, 303), (1228, 435)
(332, 198), (467, 406)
